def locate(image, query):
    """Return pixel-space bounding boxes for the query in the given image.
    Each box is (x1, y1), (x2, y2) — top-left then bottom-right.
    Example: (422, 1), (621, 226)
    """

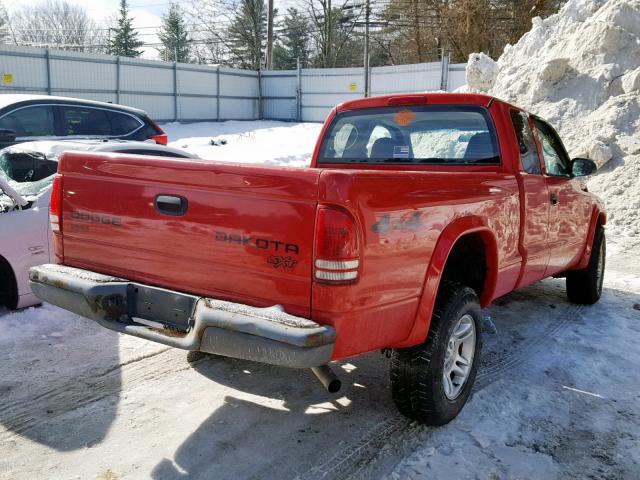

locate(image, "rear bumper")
(29, 264), (335, 368)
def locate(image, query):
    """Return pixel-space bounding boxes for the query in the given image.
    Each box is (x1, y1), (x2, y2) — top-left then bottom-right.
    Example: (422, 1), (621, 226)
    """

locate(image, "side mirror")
(571, 157), (597, 177)
(0, 129), (16, 143)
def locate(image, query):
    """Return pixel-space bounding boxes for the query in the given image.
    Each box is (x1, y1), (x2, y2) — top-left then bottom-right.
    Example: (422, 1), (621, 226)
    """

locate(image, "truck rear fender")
(392, 216), (498, 349)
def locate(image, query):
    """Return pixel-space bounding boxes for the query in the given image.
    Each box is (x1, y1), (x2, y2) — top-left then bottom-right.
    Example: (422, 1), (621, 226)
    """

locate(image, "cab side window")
(61, 106), (112, 136)
(510, 110), (541, 174)
(0, 105), (56, 138)
(533, 118), (570, 177)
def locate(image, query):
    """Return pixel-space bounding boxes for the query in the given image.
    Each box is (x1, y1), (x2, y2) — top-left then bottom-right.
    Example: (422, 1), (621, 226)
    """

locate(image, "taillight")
(147, 118), (168, 145)
(151, 133), (168, 145)
(50, 175), (63, 233)
(314, 206), (360, 284)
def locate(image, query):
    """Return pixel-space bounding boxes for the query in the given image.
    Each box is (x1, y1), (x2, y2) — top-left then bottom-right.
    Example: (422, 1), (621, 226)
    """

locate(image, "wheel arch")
(0, 254), (19, 310)
(393, 216), (498, 349)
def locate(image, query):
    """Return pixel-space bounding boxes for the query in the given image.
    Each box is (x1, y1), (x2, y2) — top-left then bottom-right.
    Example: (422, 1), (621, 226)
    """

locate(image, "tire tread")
(390, 282), (482, 425)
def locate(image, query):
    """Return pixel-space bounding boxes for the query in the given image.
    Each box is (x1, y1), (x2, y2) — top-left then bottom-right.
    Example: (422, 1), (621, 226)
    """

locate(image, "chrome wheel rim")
(596, 239), (605, 295)
(443, 314), (476, 400)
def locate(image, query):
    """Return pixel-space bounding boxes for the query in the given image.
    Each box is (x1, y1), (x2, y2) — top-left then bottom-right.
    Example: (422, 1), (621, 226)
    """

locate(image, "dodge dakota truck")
(29, 93), (606, 426)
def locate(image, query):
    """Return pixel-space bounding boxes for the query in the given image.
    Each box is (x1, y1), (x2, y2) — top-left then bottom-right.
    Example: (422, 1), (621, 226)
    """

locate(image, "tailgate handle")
(155, 194), (188, 216)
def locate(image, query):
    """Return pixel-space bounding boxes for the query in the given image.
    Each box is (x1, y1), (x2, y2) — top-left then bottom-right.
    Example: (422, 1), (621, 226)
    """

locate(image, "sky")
(6, 0), (186, 59)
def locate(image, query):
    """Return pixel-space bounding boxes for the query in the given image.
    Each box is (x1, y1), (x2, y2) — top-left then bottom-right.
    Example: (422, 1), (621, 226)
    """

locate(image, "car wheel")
(390, 282), (483, 426)
(0, 257), (18, 310)
(566, 227), (605, 305)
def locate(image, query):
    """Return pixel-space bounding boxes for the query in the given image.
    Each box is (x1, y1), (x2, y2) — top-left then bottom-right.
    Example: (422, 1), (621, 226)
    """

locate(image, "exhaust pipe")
(311, 365), (342, 393)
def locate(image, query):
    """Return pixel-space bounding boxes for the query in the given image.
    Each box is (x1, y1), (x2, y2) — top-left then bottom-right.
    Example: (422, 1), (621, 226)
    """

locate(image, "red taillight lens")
(148, 118), (168, 145)
(314, 206), (360, 284)
(151, 133), (168, 145)
(50, 175), (63, 233)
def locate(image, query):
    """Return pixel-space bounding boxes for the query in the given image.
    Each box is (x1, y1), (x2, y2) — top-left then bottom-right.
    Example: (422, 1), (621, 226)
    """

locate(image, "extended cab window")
(533, 118), (570, 177)
(510, 110), (541, 174)
(319, 105), (500, 165)
(0, 105), (55, 138)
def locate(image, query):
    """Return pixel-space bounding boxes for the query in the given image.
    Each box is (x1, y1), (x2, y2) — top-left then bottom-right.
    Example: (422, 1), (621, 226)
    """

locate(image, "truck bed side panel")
(314, 169), (521, 359)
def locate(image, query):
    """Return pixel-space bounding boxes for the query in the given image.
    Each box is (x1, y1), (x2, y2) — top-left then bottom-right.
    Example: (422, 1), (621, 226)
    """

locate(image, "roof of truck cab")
(336, 92), (507, 112)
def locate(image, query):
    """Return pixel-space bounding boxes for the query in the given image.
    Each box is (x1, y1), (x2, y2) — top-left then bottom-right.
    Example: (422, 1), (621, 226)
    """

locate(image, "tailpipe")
(311, 365), (341, 393)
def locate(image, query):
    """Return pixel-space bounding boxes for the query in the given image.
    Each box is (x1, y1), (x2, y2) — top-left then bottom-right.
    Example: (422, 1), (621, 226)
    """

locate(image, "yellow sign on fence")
(2, 74), (13, 84)
(349, 83), (357, 91)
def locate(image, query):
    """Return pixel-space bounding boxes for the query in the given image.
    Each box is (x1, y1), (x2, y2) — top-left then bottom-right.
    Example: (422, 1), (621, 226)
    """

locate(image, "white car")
(0, 139), (197, 310)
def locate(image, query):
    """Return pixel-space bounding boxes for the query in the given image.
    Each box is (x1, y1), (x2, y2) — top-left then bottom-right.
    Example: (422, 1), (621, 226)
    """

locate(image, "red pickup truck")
(30, 93), (606, 425)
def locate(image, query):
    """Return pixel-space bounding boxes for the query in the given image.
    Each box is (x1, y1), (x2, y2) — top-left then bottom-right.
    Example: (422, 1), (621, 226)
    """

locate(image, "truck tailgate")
(56, 152), (320, 317)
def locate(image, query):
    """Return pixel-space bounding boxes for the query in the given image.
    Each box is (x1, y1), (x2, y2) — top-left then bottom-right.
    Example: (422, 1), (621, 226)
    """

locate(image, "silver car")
(0, 139), (197, 310)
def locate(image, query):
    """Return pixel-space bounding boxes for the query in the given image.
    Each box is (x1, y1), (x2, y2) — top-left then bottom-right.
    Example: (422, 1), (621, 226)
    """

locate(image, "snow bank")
(465, 52), (499, 92)
(486, 0), (640, 234)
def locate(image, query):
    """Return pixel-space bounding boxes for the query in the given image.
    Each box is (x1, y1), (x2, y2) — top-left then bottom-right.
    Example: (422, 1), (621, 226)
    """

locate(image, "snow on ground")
(0, 232), (638, 480)
(3, 4), (640, 471)
(0, 118), (638, 478)
(163, 120), (323, 168)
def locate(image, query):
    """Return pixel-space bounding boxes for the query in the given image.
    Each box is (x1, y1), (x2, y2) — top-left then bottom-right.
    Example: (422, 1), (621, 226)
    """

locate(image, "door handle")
(155, 194), (188, 216)
(550, 193), (558, 205)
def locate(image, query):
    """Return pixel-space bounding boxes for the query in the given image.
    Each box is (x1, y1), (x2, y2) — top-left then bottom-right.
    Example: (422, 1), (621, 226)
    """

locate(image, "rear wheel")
(566, 227), (605, 305)
(390, 283), (482, 426)
(0, 257), (18, 310)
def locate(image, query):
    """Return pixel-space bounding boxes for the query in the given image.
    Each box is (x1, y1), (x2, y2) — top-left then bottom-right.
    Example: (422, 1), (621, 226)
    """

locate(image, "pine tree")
(158, 3), (190, 62)
(227, 0), (266, 70)
(273, 8), (310, 70)
(109, 0), (143, 57)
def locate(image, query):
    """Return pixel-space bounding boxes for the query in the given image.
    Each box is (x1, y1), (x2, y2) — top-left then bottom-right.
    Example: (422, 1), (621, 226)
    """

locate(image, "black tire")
(566, 227), (605, 305)
(390, 283), (483, 426)
(0, 256), (18, 310)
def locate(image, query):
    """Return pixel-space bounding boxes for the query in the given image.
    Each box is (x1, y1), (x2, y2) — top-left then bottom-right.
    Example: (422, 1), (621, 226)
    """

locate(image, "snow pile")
(487, 0), (640, 234)
(465, 52), (499, 92)
(163, 121), (322, 168)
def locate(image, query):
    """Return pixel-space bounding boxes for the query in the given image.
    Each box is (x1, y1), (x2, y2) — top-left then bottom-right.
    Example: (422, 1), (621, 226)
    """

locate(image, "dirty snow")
(478, 0), (640, 235)
(3, 2), (640, 471)
(0, 120), (639, 479)
(1, 232), (638, 480)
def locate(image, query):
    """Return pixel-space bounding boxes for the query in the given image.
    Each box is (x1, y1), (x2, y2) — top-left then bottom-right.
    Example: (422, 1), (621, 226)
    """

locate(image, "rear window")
(319, 105), (500, 165)
(108, 111), (143, 135)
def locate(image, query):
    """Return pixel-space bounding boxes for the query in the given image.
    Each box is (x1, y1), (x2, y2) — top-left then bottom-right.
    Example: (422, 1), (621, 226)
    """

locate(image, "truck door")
(532, 117), (590, 276)
(510, 110), (550, 286)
